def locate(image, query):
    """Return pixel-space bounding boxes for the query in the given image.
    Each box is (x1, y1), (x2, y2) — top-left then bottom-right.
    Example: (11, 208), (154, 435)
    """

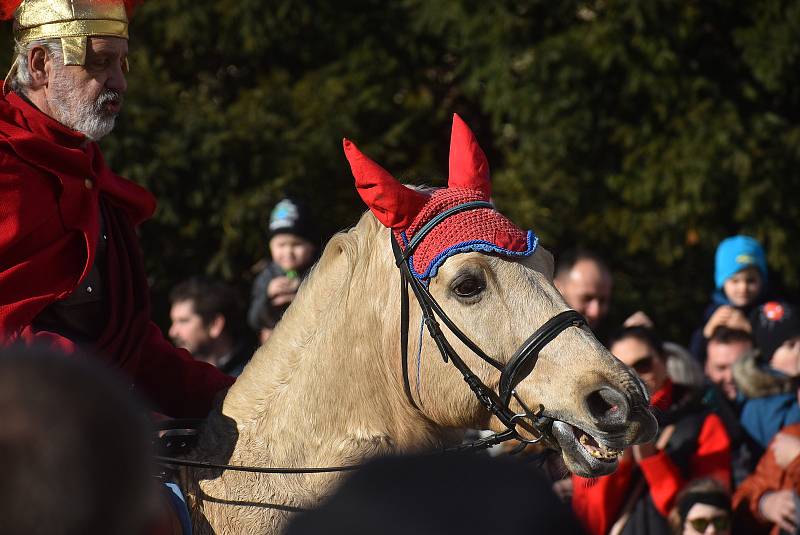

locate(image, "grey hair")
(9, 38), (63, 94)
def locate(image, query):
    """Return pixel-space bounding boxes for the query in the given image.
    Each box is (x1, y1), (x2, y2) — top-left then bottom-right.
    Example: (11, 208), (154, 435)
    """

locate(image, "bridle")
(392, 200), (586, 447)
(156, 201), (586, 477)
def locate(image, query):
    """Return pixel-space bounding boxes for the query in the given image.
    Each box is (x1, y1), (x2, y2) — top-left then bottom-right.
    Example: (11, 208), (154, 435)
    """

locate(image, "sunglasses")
(630, 355), (654, 374)
(688, 515), (730, 532)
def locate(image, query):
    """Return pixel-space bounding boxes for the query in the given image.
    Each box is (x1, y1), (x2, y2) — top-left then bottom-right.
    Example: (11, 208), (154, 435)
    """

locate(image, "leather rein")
(156, 201), (585, 476)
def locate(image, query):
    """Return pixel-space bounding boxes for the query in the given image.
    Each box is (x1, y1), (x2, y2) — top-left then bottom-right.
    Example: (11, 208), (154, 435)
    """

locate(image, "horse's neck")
(198, 223), (445, 469)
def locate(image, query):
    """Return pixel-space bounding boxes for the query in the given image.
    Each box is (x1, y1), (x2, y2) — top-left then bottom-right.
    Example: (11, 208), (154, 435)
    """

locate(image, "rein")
(154, 424), (520, 476)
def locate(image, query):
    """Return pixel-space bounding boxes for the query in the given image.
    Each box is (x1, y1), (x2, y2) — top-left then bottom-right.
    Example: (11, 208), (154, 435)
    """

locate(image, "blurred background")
(2, 0), (798, 344)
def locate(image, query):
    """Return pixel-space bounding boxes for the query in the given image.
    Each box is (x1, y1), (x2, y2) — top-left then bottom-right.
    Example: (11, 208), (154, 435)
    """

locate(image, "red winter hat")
(343, 114), (537, 279)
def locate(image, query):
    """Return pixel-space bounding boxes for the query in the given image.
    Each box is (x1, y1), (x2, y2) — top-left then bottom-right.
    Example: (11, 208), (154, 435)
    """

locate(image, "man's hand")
(267, 276), (301, 307)
(773, 432), (800, 469)
(760, 490), (798, 533)
(703, 305), (751, 338)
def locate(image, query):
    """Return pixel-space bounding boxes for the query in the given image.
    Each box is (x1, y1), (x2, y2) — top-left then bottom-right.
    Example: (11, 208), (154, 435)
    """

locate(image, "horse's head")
(342, 115), (656, 477)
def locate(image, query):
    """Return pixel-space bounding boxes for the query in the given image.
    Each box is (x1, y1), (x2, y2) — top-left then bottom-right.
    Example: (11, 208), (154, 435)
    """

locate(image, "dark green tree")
(2, 0), (798, 342)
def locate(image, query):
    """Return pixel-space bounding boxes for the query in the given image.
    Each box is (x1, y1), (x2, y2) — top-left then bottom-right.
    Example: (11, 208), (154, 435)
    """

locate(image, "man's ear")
(208, 314), (226, 339)
(28, 46), (51, 89)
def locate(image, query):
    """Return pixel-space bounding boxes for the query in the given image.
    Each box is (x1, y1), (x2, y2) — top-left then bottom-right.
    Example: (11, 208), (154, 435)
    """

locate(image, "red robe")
(0, 87), (234, 417)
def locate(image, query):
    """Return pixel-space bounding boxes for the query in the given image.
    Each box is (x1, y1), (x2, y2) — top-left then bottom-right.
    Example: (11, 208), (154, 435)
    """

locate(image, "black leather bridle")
(392, 200), (586, 447)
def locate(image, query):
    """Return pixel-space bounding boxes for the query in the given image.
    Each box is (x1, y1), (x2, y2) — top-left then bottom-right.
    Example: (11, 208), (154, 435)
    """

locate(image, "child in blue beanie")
(689, 235), (769, 362)
(714, 236), (767, 308)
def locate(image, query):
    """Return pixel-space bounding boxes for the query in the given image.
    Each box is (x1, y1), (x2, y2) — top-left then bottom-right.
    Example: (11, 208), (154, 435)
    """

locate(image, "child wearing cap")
(689, 235), (769, 362)
(248, 198), (318, 344)
(734, 301), (800, 452)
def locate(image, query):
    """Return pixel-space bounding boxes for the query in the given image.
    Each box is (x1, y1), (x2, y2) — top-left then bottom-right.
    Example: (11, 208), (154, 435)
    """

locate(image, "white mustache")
(94, 90), (123, 112)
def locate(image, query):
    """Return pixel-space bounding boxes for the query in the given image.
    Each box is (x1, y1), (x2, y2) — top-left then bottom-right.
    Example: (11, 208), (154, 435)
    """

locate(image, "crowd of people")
(66, 220), (800, 535)
(547, 237), (800, 535)
(1, 1), (799, 534)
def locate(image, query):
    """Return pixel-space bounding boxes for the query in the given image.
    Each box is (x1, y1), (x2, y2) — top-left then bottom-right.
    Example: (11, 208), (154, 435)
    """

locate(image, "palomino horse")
(179, 115), (657, 534)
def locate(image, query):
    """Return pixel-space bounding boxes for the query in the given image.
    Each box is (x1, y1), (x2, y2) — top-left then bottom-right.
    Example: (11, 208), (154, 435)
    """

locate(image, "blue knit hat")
(714, 235), (767, 290)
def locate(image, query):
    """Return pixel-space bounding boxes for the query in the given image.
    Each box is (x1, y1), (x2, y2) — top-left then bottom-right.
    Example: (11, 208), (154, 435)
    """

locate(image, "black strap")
(399, 270), (421, 410)
(390, 201), (558, 442)
(155, 429), (522, 476)
(394, 238), (519, 429)
(498, 310), (586, 406)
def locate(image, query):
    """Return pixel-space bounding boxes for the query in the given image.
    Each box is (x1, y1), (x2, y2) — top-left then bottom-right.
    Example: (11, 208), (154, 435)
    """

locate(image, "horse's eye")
(452, 276), (485, 299)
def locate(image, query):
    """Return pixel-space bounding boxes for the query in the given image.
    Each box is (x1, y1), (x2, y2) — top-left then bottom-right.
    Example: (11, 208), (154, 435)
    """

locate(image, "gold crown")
(4, 0), (129, 93)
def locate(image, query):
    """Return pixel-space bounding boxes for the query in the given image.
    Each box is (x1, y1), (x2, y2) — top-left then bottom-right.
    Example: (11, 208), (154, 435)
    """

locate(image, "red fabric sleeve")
(133, 322), (235, 418)
(639, 413), (731, 515)
(572, 460), (635, 535)
(0, 151), (82, 338)
(16, 328), (78, 354)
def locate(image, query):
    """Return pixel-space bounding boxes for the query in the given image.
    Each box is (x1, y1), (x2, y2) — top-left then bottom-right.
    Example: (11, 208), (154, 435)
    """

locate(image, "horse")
(178, 115), (657, 534)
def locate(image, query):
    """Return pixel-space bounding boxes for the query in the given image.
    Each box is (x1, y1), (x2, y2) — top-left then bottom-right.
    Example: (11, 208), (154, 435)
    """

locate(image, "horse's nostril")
(586, 387), (629, 424)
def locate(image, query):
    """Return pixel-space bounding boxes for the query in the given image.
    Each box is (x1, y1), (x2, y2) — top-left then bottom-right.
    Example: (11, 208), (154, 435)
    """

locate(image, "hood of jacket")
(733, 348), (796, 399)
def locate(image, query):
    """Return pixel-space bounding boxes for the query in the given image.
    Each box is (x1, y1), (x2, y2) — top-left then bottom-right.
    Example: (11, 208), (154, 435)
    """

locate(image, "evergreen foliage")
(2, 0), (798, 342)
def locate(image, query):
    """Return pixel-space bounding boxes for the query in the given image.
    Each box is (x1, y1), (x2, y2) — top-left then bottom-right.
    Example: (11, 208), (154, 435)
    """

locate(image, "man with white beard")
(0, 0), (235, 419)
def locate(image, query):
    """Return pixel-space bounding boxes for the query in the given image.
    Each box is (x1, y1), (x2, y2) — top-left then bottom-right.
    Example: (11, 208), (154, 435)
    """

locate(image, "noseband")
(393, 201), (586, 446)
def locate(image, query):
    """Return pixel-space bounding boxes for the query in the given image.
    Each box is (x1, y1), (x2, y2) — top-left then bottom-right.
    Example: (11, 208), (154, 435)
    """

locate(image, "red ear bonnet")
(344, 114), (537, 279)
(343, 139), (429, 229)
(448, 113), (491, 197)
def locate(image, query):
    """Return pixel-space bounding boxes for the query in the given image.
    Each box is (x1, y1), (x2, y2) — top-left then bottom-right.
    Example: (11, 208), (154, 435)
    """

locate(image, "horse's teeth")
(580, 435), (622, 459)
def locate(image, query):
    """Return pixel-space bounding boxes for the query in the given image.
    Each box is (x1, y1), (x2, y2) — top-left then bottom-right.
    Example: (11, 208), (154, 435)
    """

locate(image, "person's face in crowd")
(705, 339), (752, 401)
(683, 503), (731, 535)
(554, 259), (612, 330)
(39, 37), (128, 141)
(722, 267), (762, 308)
(169, 299), (216, 355)
(770, 336), (800, 377)
(269, 233), (316, 273)
(611, 336), (668, 395)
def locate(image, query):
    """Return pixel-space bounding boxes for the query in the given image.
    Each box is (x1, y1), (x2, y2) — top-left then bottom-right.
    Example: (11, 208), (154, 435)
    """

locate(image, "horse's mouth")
(550, 420), (623, 477)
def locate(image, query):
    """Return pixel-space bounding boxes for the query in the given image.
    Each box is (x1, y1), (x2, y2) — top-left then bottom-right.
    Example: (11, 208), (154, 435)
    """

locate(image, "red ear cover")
(343, 138), (428, 230)
(447, 113), (491, 198)
(0, 0), (22, 21)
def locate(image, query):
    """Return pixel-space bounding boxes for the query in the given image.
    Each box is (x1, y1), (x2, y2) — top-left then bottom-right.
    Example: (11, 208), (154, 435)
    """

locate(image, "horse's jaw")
(546, 402), (658, 478)
(550, 421), (623, 477)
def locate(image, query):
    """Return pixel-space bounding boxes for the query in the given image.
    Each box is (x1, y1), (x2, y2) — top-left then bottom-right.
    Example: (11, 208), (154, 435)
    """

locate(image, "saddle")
(153, 418), (203, 481)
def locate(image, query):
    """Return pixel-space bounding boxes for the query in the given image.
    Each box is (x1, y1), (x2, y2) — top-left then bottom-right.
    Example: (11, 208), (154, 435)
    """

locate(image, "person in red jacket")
(572, 326), (731, 535)
(0, 0), (234, 417)
(734, 422), (800, 535)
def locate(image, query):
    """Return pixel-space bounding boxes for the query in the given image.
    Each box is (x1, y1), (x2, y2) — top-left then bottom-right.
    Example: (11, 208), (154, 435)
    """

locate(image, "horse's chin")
(550, 420), (621, 477)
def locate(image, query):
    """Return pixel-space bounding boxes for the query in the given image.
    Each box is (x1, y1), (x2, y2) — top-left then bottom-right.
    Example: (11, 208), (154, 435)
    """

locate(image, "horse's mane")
(220, 211), (398, 426)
